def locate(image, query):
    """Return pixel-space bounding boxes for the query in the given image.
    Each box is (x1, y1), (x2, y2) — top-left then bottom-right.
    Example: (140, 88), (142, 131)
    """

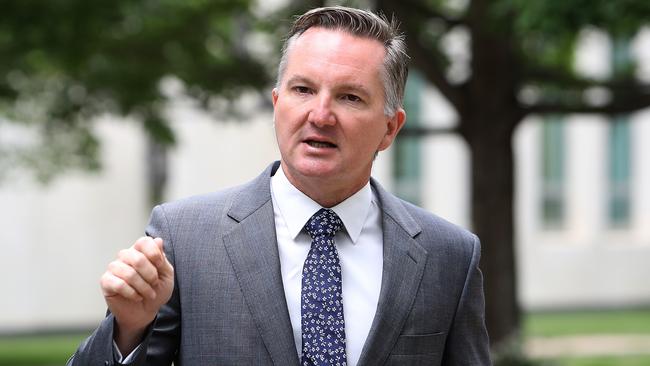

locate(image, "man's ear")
(378, 108), (406, 151)
(272, 88), (279, 107)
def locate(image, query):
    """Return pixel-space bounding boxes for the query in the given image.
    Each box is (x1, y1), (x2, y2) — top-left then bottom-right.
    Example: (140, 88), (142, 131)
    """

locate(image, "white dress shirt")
(271, 166), (383, 366)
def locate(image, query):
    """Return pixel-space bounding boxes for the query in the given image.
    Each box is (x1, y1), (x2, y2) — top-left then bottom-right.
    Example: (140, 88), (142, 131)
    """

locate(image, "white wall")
(0, 118), (149, 332)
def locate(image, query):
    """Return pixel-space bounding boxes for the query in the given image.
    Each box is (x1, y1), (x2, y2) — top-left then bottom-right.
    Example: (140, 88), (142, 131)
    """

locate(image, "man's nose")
(308, 94), (336, 127)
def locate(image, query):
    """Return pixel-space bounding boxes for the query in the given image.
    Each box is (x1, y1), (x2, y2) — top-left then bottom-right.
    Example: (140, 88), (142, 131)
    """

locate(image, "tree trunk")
(146, 137), (168, 206)
(466, 128), (519, 349)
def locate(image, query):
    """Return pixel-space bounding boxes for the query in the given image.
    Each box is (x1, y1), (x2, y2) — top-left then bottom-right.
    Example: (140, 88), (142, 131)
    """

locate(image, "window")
(607, 36), (633, 227)
(393, 71), (423, 205)
(541, 117), (565, 228)
(608, 117), (631, 227)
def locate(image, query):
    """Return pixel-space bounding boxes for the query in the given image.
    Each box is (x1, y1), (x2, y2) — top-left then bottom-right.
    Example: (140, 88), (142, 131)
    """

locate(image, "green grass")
(554, 355), (650, 366)
(523, 309), (650, 366)
(524, 309), (650, 337)
(0, 333), (87, 366)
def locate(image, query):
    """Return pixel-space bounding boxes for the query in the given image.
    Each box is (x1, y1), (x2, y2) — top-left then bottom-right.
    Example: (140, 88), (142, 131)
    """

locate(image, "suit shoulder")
(372, 178), (477, 249)
(155, 165), (273, 218)
(397, 198), (479, 252)
(399, 198), (475, 238)
(156, 186), (237, 217)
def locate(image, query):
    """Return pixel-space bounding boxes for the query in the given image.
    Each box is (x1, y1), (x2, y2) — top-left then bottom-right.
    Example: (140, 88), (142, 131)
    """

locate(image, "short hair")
(276, 6), (409, 117)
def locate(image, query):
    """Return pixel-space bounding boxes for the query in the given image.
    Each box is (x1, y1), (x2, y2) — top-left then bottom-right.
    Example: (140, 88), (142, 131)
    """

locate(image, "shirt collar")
(270, 165), (373, 244)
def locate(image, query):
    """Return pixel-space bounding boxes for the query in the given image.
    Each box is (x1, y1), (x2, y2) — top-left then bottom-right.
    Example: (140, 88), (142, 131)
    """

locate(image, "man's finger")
(133, 236), (165, 268)
(108, 261), (157, 300)
(158, 254), (174, 279)
(151, 237), (174, 277)
(101, 271), (143, 302)
(154, 237), (164, 253)
(117, 248), (159, 286)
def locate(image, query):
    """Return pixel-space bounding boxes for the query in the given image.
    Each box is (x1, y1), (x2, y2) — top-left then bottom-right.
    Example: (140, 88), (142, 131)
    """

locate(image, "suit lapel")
(222, 162), (300, 366)
(357, 180), (428, 366)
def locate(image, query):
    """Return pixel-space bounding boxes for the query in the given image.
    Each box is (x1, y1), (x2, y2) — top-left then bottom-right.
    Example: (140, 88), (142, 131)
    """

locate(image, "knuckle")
(122, 267), (137, 282)
(107, 260), (121, 271)
(109, 277), (121, 290)
(114, 279), (128, 293)
(100, 272), (111, 286)
(134, 236), (152, 250)
(143, 250), (161, 267)
(143, 268), (158, 283)
(117, 249), (130, 260)
(132, 252), (147, 267)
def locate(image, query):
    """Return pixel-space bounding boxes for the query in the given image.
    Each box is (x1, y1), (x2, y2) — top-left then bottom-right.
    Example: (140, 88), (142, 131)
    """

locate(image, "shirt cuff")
(113, 340), (142, 364)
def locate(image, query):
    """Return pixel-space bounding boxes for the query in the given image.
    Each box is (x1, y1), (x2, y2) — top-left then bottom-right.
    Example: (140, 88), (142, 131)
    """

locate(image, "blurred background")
(1, 0), (649, 365)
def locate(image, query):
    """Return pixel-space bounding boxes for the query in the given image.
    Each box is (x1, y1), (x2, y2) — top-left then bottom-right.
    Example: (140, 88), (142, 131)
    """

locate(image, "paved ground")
(525, 334), (650, 358)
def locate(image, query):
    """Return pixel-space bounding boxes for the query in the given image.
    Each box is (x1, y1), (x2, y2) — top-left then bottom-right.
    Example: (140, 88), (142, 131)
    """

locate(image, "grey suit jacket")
(69, 161), (490, 365)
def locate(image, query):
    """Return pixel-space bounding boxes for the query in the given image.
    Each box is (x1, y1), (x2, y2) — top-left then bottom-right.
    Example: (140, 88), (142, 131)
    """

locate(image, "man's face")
(272, 27), (405, 196)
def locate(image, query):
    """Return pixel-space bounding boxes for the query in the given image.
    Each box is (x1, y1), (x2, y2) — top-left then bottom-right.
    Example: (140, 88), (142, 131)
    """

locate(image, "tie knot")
(304, 208), (343, 239)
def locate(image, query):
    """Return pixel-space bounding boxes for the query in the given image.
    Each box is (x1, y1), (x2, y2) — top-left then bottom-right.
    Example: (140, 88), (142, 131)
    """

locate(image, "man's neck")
(280, 163), (370, 208)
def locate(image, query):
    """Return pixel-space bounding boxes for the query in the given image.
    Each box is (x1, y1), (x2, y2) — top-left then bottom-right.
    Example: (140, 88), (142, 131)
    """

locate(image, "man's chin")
(295, 163), (339, 179)
(283, 159), (342, 179)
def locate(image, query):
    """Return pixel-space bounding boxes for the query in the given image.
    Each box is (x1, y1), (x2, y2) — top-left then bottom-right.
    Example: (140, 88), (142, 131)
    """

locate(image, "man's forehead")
(278, 26), (388, 96)
(293, 26), (384, 49)
(286, 27), (386, 69)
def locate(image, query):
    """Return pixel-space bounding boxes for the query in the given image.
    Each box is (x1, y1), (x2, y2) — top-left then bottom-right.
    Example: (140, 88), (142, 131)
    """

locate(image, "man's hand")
(100, 237), (174, 355)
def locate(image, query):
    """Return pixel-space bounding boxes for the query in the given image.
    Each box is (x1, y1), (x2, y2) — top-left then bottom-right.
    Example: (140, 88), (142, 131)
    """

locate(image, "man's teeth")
(307, 141), (335, 148)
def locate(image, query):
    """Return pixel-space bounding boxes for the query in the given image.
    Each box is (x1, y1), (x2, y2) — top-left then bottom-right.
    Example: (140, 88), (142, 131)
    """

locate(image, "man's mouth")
(305, 140), (337, 148)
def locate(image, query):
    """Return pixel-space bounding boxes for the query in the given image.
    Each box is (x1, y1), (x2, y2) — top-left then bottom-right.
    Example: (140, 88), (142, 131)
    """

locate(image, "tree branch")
(524, 65), (645, 91)
(521, 62), (650, 115)
(376, 0), (465, 110)
(406, 37), (466, 111)
(524, 89), (650, 115)
(396, 0), (466, 28)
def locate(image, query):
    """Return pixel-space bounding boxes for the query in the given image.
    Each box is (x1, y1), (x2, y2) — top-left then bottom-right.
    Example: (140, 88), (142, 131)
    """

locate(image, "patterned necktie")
(301, 208), (347, 366)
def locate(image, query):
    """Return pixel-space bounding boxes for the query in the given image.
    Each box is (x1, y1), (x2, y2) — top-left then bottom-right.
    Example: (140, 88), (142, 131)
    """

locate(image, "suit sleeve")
(67, 205), (181, 366)
(442, 235), (492, 365)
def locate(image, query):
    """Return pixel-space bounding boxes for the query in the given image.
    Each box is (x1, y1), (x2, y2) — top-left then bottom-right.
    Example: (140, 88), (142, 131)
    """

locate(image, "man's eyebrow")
(285, 75), (313, 86)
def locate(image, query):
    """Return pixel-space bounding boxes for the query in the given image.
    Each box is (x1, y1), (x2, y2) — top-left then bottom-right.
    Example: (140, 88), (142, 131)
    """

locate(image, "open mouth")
(305, 140), (337, 148)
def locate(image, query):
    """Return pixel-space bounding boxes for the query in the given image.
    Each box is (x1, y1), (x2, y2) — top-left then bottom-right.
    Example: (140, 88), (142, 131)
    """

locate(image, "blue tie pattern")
(301, 208), (347, 366)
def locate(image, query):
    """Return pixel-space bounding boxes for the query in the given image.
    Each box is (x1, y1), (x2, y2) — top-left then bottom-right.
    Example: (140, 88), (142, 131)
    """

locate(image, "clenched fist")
(100, 237), (174, 355)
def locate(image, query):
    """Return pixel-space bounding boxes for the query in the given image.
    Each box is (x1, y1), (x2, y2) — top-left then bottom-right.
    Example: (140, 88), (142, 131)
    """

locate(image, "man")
(69, 6), (490, 366)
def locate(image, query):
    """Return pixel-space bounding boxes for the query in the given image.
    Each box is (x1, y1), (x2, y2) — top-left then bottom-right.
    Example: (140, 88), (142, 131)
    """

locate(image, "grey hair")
(276, 6), (409, 117)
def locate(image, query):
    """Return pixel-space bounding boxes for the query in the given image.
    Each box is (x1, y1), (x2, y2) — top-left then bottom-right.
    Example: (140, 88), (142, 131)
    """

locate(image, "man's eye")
(343, 94), (361, 103)
(293, 86), (311, 94)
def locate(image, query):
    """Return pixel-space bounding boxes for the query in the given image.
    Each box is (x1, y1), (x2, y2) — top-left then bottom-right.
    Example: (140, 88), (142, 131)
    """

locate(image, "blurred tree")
(376, 0), (650, 351)
(0, 0), (270, 203)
